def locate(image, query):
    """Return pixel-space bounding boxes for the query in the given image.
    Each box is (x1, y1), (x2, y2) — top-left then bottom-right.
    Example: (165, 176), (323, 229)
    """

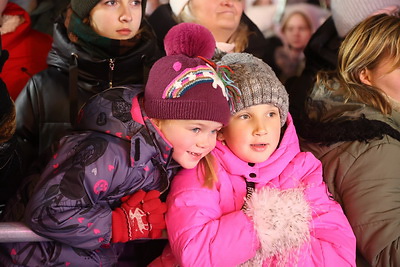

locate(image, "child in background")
(152, 53), (356, 266)
(0, 23), (231, 266)
(15, 0), (161, 172)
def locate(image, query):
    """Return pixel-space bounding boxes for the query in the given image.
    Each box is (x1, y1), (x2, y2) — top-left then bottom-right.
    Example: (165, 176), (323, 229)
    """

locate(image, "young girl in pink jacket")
(151, 52), (356, 266)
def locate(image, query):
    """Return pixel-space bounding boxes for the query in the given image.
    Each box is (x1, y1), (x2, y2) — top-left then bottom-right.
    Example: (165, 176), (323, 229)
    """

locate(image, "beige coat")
(299, 84), (400, 267)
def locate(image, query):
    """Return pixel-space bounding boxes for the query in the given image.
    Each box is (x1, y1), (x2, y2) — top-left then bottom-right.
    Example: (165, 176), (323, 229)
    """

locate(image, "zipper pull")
(108, 58), (115, 88)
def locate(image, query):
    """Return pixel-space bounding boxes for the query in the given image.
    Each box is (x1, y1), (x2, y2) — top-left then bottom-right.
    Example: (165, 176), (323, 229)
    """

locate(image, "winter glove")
(112, 190), (167, 243)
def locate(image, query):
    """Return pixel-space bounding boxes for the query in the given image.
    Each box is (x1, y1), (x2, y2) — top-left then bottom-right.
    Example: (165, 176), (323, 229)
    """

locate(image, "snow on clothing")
(0, 86), (180, 266)
(299, 83), (400, 266)
(15, 13), (161, 172)
(0, 2), (52, 100)
(159, 114), (356, 266)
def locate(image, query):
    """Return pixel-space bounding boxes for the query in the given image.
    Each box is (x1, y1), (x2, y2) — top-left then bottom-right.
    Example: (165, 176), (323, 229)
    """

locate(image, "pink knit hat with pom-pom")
(144, 23), (230, 125)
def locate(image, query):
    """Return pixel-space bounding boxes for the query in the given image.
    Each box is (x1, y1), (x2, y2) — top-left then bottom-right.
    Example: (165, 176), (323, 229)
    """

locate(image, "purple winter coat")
(0, 86), (180, 266)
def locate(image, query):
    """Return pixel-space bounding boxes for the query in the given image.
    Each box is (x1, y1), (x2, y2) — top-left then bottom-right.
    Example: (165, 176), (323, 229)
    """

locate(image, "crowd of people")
(0, 0), (399, 266)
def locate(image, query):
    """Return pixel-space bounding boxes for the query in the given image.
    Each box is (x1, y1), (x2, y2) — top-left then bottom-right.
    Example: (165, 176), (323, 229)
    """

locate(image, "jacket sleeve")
(165, 168), (259, 267)
(15, 68), (70, 169)
(338, 143), (400, 266)
(15, 76), (41, 167)
(23, 134), (131, 250)
(294, 152), (356, 266)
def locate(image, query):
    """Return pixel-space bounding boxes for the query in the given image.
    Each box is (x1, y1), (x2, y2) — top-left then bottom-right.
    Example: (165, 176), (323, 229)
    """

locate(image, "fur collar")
(298, 116), (400, 146)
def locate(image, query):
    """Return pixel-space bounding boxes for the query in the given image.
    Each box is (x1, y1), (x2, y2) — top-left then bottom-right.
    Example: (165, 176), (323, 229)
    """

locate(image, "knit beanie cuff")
(145, 99), (230, 125)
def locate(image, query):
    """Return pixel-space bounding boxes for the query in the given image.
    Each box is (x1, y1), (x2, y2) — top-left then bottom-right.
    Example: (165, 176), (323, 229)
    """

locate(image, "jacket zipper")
(108, 58), (115, 88)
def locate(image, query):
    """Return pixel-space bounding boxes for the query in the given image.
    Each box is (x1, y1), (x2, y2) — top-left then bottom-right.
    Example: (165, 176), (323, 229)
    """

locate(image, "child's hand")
(111, 190), (167, 243)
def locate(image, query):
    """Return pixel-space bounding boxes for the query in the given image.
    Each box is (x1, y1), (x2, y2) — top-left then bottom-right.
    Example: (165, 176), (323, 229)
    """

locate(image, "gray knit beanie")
(71, 0), (147, 19)
(331, 0), (400, 37)
(218, 53), (289, 127)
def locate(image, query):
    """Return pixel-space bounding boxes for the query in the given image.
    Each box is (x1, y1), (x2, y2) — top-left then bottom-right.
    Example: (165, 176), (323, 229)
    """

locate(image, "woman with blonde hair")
(299, 12), (400, 266)
(148, 0), (271, 62)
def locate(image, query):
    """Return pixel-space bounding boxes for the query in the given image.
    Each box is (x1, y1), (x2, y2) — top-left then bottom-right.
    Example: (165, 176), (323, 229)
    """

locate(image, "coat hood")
(299, 83), (400, 145)
(74, 86), (144, 141)
(2, 3), (33, 47)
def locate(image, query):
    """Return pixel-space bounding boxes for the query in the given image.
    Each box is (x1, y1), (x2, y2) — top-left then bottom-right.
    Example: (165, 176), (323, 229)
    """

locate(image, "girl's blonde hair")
(316, 12), (400, 115)
(198, 153), (218, 188)
(175, 1), (250, 53)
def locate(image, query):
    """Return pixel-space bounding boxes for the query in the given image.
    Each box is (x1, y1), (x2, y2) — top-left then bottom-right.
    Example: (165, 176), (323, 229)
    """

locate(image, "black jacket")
(15, 18), (162, 170)
(147, 4), (271, 63)
(285, 17), (342, 128)
(0, 81), (22, 211)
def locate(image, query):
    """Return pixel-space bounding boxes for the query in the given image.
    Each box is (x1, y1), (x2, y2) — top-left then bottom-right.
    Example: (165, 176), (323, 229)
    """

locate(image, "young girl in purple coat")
(0, 23), (231, 266)
(152, 53), (356, 266)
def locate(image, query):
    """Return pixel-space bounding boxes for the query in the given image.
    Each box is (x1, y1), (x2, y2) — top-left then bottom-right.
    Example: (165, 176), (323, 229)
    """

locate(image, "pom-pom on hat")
(144, 23), (230, 125)
(218, 53), (289, 127)
(331, 0), (399, 37)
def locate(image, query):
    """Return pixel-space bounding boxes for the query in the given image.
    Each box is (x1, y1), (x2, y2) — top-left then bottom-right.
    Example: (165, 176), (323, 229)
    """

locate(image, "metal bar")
(0, 222), (50, 243)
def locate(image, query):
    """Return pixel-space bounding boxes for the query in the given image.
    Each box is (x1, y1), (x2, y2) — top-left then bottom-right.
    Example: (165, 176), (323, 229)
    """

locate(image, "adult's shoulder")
(147, 4), (178, 51)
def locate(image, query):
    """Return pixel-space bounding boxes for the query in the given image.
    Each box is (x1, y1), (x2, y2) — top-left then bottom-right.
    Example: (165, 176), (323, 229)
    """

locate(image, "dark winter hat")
(70, 0), (100, 18)
(144, 23), (230, 125)
(218, 53), (289, 126)
(71, 0), (147, 19)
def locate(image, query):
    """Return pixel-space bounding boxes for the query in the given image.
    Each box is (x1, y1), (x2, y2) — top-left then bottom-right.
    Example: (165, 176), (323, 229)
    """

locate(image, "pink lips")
(187, 151), (203, 161)
(117, 29), (132, 35)
(250, 144), (267, 152)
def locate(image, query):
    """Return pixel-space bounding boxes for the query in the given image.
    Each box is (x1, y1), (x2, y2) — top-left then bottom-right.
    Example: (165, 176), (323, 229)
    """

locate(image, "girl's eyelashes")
(191, 127), (222, 134)
(104, 0), (117, 6)
(191, 128), (201, 133)
(103, 0), (141, 6)
(211, 128), (222, 134)
(238, 113), (250, 120)
(267, 111), (278, 117)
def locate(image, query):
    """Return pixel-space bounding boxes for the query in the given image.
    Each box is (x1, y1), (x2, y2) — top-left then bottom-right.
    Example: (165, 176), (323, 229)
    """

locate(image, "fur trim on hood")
(298, 116), (400, 146)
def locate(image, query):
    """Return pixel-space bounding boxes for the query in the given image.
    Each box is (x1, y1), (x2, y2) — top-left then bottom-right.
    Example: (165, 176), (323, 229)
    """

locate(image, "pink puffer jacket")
(153, 114), (356, 267)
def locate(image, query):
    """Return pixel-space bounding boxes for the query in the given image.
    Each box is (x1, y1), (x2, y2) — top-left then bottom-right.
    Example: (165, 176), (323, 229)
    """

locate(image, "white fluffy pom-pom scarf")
(240, 186), (312, 266)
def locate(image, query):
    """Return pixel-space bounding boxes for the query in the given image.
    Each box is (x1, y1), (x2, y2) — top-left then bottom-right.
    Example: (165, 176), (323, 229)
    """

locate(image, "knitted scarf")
(66, 10), (141, 59)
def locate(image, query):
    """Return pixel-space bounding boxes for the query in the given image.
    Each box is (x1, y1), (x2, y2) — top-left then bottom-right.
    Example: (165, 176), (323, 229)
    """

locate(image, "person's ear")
(359, 68), (372, 86)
